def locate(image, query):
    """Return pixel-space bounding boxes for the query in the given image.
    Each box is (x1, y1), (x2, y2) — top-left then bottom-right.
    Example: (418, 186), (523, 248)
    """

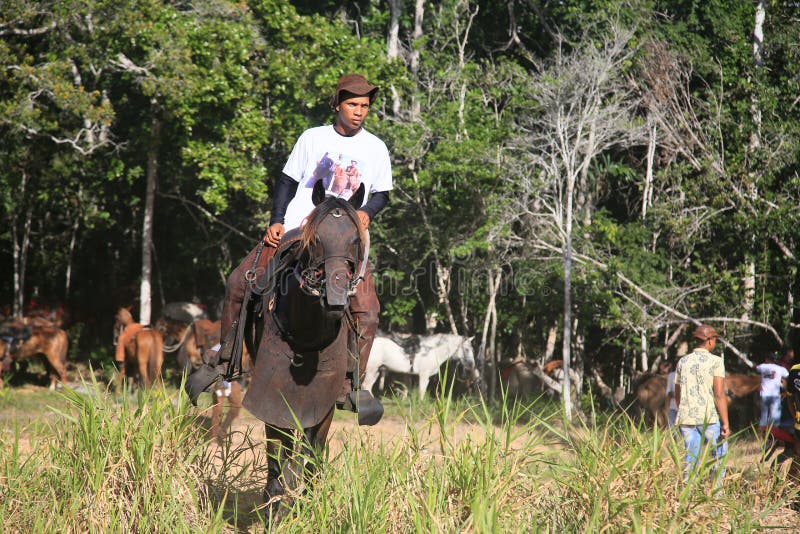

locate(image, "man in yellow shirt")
(675, 324), (730, 483)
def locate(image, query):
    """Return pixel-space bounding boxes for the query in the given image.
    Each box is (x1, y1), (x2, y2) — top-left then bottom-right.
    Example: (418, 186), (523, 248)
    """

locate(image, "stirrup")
(185, 364), (225, 405)
(336, 389), (384, 426)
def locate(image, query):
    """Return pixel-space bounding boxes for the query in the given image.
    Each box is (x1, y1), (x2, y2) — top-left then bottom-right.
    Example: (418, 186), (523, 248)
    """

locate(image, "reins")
(161, 323), (193, 353)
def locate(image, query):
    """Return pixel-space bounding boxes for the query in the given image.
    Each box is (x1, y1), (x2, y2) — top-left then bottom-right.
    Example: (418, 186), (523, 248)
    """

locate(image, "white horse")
(363, 334), (478, 399)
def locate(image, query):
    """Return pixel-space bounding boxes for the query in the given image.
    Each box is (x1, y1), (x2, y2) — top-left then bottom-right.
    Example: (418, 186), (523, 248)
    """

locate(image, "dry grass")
(1, 384), (798, 532)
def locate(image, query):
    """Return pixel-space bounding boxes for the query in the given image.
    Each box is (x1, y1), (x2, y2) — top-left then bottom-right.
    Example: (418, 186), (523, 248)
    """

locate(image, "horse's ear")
(466, 336), (475, 344)
(312, 179), (326, 206)
(349, 183), (366, 209)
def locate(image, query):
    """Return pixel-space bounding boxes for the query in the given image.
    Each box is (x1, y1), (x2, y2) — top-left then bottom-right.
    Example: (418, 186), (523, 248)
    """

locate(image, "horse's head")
(114, 307), (134, 329)
(451, 336), (480, 385)
(455, 336), (476, 371)
(296, 181), (367, 315)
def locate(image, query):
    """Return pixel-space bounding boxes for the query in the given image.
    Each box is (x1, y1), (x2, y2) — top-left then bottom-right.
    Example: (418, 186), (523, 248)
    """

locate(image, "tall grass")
(1, 379), (798, 533)
(0, 377), (224, 533)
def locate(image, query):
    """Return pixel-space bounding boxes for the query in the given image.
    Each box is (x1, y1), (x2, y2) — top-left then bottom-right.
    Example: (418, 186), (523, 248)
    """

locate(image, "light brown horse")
(114, 307), (163, 389)
(0, 320), (68, 389)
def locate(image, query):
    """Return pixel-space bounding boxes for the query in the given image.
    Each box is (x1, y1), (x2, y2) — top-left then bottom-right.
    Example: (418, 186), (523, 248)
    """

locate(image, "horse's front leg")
(219, 382), (243, 442)
(418, 372), (432, 399)
(264, 425), (293, 511)
(263, 408), (334, 515)
(301, 408), (334, 483)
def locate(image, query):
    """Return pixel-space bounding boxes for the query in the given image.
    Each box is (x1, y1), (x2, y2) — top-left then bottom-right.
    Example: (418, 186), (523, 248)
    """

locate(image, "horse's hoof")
(263, 478), (285, 502)
(263, 478), (287, 522)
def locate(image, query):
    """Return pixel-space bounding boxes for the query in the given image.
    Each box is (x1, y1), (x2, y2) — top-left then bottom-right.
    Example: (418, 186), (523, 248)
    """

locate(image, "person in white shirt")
(664, 360), (678, 427)
(211, 74), (392, 396)
(755, 352), (789, 439)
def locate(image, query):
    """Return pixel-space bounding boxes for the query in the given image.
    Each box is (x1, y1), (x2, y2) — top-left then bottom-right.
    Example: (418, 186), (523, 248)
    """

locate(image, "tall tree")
(512, 23), (644, 418)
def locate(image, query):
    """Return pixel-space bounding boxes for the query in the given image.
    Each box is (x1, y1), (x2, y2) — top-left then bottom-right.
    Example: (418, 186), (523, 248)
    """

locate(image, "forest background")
(2, 0), (800, 405)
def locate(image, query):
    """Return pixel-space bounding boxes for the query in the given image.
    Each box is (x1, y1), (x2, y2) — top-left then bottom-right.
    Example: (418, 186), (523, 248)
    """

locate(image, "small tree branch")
(157, 191), (256, 243)
(0, 20), (56, 37)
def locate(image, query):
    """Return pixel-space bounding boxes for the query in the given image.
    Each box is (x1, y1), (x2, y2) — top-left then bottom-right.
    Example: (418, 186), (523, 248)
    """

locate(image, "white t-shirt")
(755, 362), (788, 397)
(666, 371), (677, 411)
(281, 125), (393, 230)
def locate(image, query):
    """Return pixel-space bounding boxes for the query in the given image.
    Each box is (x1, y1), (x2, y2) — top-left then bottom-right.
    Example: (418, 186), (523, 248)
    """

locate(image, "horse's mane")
(300, 197), (366, 252)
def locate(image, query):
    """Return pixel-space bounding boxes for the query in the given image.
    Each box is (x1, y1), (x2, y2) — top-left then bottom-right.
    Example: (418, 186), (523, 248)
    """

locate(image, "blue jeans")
(759, 396), (782, 427)
(679, 422), (728, 483)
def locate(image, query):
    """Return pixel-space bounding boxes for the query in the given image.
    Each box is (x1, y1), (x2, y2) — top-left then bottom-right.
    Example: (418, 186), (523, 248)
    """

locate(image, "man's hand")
(263, 222), (285, 247)
(720, 424), (731, 439)
(356, 210), (370, 229)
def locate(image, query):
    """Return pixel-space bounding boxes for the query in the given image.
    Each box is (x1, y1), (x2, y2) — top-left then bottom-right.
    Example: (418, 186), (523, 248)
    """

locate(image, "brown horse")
(0, 320), (68, 389)
(158, 317), (223, 373)
(498, 358), (546, 399)
(157, 316), (251, 443)
(113, 307), (163, 389)
(242, 181), (374, 515)
(633, 373), (761, 429)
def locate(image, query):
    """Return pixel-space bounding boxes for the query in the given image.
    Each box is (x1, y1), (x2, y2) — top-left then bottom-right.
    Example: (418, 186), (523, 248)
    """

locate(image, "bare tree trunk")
(544, 321), (558, 363)
(387, 0), (402, 115)
(478, 267), (501, 396)
(454, 1), (477, 138)
(742, 261), (755, 322)
(577, 120), (596, 226)
(742, 1), (765, 325)
(640, 328), (648, 372)
(572, 316), (584, 394)
(12, 205), (33, 319)
(435, 263), (458, 334)
(488, 271), (499, 398)
(387, 0), (402, 60)
(410, 0), (424, 120)
(562, 174), (575, 421)
(65, 216), (79, 299)
(643, 120), (656, 219)
(11, 166), (25, 318)
(139, 112), (161, 326)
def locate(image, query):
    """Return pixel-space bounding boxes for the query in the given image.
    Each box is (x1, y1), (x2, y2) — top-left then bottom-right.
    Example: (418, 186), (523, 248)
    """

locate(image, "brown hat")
(330, 74), (379, 108)
(692, 324), (718, 341)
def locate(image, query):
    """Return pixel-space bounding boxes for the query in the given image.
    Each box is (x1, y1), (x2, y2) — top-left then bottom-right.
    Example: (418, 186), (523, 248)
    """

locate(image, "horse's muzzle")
(324, 260), (352, 308)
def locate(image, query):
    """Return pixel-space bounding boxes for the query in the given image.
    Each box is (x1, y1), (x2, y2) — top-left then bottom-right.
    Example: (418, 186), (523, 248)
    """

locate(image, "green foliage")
(3, 0), (800, 396)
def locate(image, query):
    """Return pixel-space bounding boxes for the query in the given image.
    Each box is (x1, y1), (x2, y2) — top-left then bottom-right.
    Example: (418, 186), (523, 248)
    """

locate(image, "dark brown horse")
(158, 317), (223, 374)
(114, 308), (163, 389)
(158, 316), (251, 443)
(242, 181), (371, 514)
(0, 320), (68, 389)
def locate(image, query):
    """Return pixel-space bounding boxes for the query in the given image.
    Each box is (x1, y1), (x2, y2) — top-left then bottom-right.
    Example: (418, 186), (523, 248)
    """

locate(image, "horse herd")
(0, 311), (765, 432)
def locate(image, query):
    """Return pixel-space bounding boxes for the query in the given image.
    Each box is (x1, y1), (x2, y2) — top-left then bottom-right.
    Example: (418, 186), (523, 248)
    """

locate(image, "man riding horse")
(189, 73), (391, 407)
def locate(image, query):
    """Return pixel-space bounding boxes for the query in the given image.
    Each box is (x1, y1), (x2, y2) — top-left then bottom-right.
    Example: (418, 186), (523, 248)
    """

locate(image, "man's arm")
(713, 375), (730, 438)
(264, 173), (299, 246)
(675, 383), (681, 408)
(268, 173), (299, 226)
(359, 190), (389, 221)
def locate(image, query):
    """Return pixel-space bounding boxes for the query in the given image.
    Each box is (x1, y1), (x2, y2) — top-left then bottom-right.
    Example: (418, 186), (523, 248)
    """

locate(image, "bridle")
(450, 338), (478, 387)
(294, 210), (369, 300)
